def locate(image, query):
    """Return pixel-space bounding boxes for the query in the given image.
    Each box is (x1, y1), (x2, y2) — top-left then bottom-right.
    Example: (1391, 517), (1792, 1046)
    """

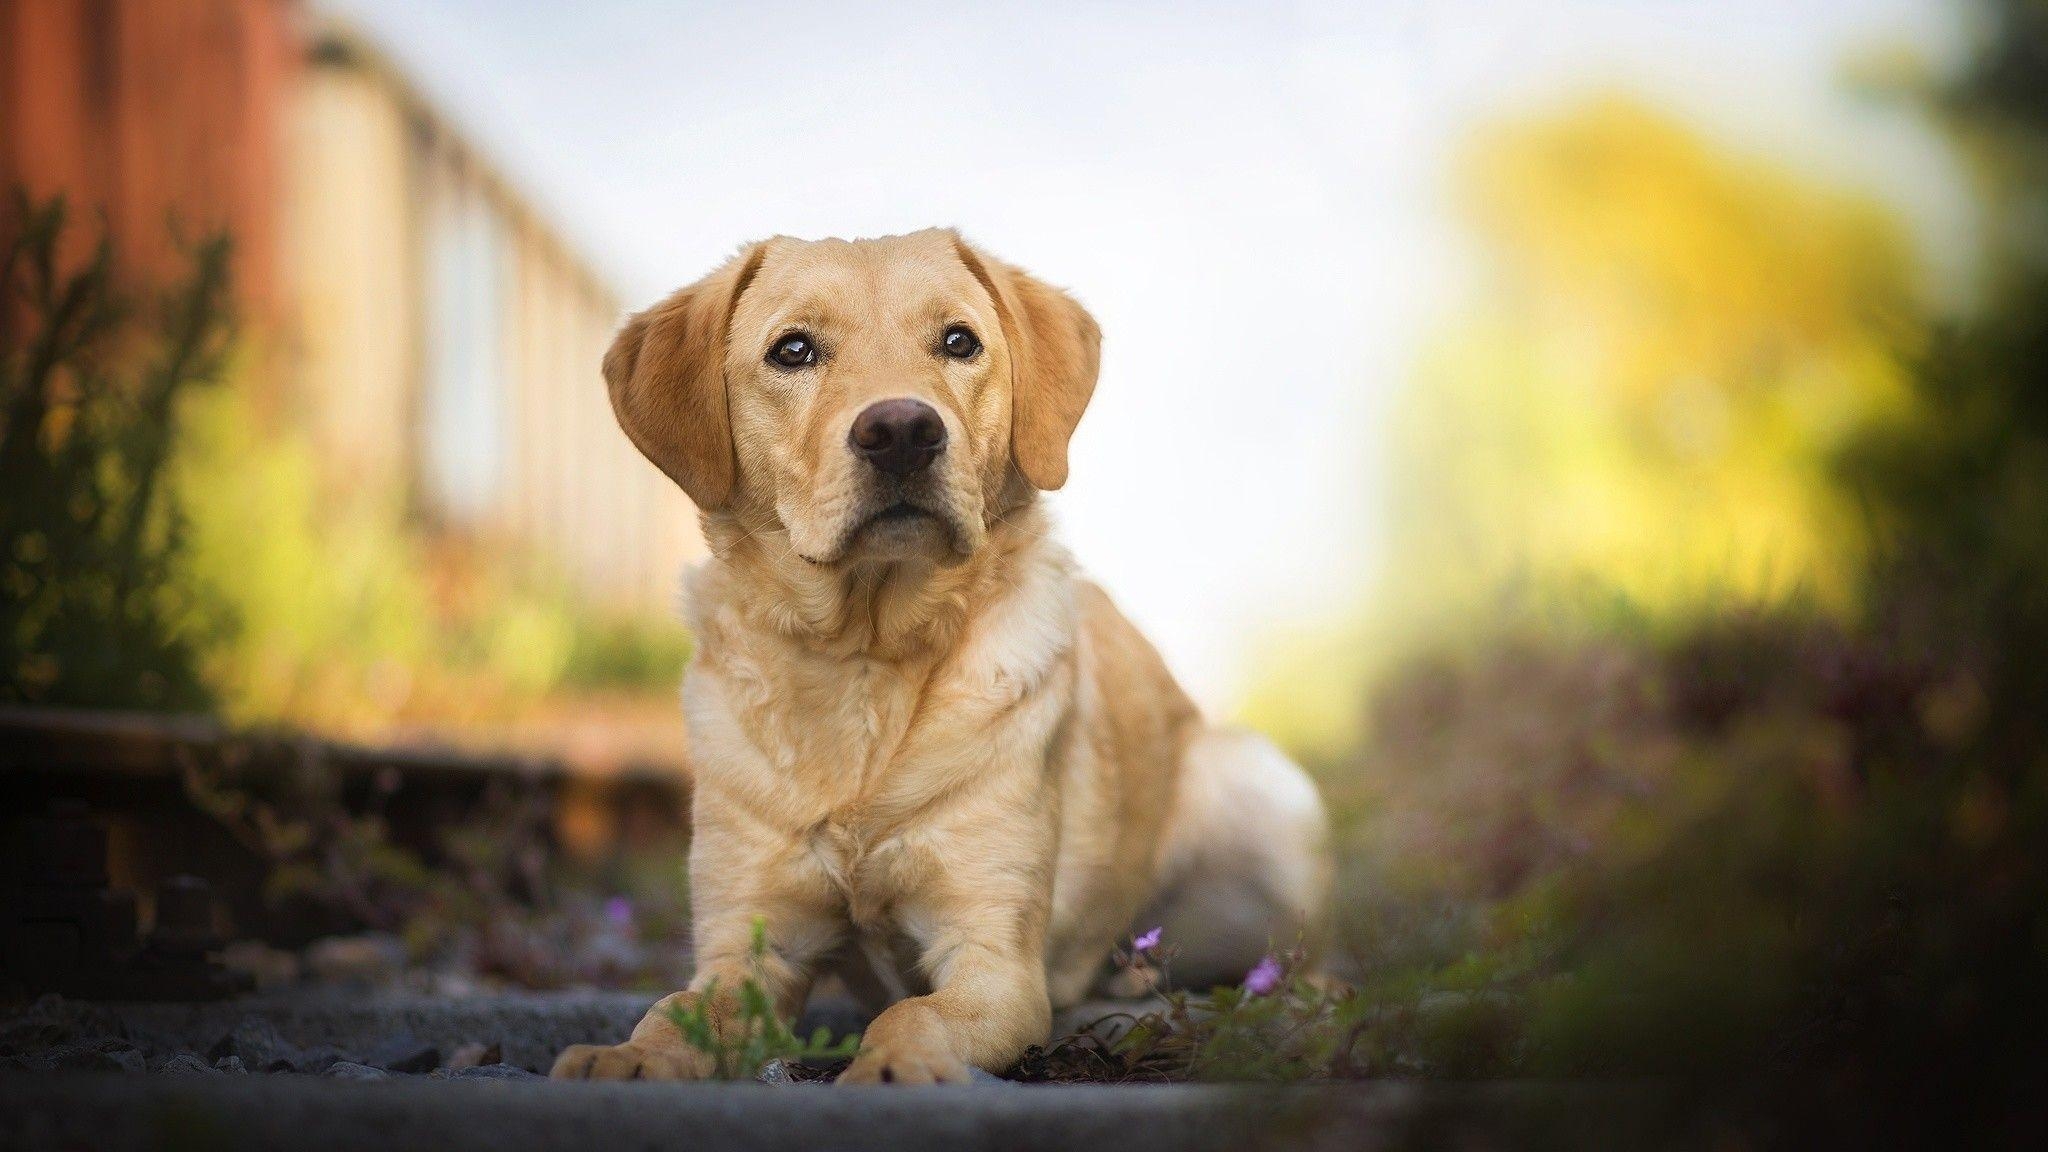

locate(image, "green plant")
(1, 191), (231, 708)
(1110, 953), (1367, 1082)
(1021, 943), (1392, 1084)
(665, 919), (861, 1080)
(181, 747), (691, 989)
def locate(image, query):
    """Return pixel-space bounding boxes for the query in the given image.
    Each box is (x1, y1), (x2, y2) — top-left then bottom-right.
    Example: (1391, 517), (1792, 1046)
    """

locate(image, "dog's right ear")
(603, 243), (768, 511)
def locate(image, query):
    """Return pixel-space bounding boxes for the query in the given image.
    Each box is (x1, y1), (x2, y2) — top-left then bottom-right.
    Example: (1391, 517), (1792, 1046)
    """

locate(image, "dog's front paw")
(836, 1040), (973, 1086)
(549, 1041), (711, 1081)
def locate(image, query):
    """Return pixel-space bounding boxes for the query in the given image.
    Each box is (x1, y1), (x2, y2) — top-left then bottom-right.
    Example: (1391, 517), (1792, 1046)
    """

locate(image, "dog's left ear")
(952, 234), (1101, 491)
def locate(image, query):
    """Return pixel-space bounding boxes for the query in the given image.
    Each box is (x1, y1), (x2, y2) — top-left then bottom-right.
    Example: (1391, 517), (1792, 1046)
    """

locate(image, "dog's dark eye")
(941, 325), (981, 360)
(768, 333), (816, 369)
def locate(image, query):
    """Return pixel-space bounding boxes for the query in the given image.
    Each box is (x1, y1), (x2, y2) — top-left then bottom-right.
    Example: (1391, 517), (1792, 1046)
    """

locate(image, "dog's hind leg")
(1127, 728), (1330, 992)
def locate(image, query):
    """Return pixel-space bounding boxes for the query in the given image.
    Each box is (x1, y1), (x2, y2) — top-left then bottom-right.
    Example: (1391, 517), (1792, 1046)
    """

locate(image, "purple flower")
(1131, 926), (1163, 956)
(604, 896), (634, 929)
(1243, 955), (1284, 996)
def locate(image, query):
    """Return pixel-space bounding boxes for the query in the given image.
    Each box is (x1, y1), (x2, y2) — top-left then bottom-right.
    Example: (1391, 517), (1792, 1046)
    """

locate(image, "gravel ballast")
(0, 994), (1687, 1150)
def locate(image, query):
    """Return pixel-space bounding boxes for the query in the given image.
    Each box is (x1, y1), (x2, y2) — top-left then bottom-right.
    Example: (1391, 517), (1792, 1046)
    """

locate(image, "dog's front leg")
(553, 815), (836, 1081)
(837, 847), (1054, 1088)
(549, 908), (819, 1080)
(836, 939), (1050, 1085)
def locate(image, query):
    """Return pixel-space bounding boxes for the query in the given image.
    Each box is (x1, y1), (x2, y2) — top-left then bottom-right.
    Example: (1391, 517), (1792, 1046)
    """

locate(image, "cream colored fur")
(551, 230), (1328, 1085)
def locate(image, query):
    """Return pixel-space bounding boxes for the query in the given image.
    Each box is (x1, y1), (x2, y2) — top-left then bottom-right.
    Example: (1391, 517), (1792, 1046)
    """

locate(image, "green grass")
(664, 919), (861, 1080)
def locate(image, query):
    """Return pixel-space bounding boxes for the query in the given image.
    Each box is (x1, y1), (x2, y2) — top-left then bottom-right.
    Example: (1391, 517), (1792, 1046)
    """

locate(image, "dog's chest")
(712, 653), (931, 906)
(781, 656), (929, 788)
(728, 640), (1020, 793)
(803, 813), (912, 933)
(699, 614), (1066, 930)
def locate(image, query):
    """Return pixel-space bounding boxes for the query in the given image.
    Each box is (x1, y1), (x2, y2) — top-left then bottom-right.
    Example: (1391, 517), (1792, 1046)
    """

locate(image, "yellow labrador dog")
(552, 230), (1328, 1084)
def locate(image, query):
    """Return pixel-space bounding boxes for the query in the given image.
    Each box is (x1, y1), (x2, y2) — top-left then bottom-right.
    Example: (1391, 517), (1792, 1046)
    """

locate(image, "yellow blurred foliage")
(1246, 95), (1925, 760)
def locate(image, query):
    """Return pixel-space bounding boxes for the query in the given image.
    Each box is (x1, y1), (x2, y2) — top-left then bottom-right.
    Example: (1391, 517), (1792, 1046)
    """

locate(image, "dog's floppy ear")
(952, 235), (1101, 491)
(603, 243), (768, 510)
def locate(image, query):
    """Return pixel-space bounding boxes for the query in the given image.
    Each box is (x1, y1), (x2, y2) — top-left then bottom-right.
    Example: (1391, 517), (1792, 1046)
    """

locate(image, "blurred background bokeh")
(4, 2), (702, 767)
(5, 0), (2047, 1129)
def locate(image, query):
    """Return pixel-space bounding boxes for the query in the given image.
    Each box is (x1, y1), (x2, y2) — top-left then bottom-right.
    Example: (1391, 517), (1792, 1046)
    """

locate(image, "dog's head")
(604, 229), (1100, 566)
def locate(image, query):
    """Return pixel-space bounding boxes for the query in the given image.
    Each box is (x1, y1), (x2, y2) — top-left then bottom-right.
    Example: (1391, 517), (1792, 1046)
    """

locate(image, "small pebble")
(33, 1039), (143, 1073)
(303, 933), (407, 986)
(444, 1041), (500, 1070)
(212, 1016), (297, 1071)
(321, 1061), (391, 1082)
(157, 1052), (220, 1076)
(431, 1063), (543, 1081)
(287, 1044), (351, 1075)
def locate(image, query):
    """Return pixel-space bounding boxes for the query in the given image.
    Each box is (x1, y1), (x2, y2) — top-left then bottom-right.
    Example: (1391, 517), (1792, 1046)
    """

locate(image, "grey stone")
(26, 1038), (143, 1073)
(213, 1055), (248, 1074)
(321, 1061), (392, 1082)
(286, 1044), (351, 1075)
(429, 1063), (543, 1082)
(757, 1058), (1005, 1085)
(0, 1017), (74, 1056)
(155, 1052), (219, 1076)
(442, 1041), (498, 1070)
(0, 999), (130, 1059)
(219, 940), (302, 990)
(212, 1016), (298, 1072)
(302, 933), (408, 986)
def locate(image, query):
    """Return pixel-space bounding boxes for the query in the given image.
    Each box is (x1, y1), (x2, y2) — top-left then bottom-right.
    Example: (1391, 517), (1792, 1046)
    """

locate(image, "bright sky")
(325, 0), (1959, 709)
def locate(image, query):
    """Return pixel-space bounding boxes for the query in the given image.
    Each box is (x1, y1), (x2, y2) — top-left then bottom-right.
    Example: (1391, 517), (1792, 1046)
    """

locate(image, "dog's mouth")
(823, 497), (969, 562)
(856, 500), (942, 535)
(872, 501), (933, 525)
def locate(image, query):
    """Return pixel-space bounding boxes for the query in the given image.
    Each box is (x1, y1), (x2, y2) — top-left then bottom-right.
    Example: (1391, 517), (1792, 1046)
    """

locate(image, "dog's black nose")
(850, 398), (946, 477)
